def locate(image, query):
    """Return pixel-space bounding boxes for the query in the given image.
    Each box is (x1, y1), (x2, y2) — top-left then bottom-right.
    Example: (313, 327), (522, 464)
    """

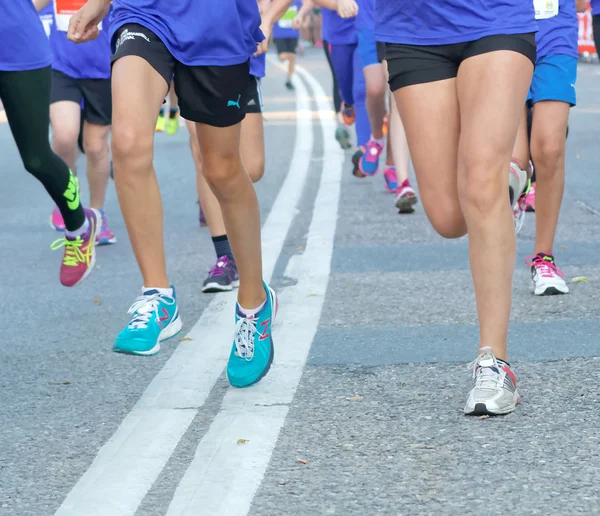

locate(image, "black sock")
(169, 107), (179, 118)
(212, 235), (235, 262)
(159, 107), (165, 117)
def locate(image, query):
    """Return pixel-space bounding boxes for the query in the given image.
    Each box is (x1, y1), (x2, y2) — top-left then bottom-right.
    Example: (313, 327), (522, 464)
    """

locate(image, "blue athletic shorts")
(527, 54), (577, 107)
(358, 28), (380, 69)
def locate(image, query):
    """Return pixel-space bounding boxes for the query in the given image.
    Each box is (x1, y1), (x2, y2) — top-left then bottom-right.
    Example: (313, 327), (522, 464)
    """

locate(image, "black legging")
(322, 40), (342, 114)
(0, 66), (84, 231)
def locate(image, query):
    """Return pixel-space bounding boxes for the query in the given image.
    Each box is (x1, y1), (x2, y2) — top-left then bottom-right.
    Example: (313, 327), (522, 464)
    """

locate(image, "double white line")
(55, 58), (343, 516)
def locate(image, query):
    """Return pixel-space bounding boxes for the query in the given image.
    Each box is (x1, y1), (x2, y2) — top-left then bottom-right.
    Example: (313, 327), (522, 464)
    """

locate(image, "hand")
(336, 0), (358, 18)
(254, 22), (271, 56)
(67, 0), (110, 43)
(292, 13), (303, 29)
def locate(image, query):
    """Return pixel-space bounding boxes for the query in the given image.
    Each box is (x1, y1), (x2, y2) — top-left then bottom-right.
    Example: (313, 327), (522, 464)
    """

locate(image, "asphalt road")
(1, 50), (600, 516)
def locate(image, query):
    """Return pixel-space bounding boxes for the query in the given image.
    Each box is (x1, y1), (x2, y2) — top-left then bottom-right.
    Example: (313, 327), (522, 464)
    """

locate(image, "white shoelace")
(234, 316), (258, 360)
(468, 347), (502, 391)
(127, 294), (170, 329)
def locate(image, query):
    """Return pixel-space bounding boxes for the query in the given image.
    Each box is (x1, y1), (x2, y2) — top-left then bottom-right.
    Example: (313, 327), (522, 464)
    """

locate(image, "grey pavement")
(1, 51), (600, 516)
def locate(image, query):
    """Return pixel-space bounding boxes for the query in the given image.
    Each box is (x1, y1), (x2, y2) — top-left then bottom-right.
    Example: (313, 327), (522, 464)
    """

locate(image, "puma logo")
(63, 171), (80, 211)
(227, 94), (241, 109)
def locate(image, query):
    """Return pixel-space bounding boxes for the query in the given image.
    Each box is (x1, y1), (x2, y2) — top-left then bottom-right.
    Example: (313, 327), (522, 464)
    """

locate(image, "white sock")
(65, 217), (89, 239)
(371, 134), (385, 147)
(238, 299), (266, 317)
(142, 286), (174, 298)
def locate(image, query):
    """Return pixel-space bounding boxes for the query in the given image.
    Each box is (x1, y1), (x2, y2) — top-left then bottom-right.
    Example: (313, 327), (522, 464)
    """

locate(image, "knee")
(458, 155), (507, 217)
(52, 130), (78, 158)
(246, 156), (265, 183)
(111, 125), (153, 174)
(530, 138), (565, 174)
(201, 147), (242, 187)
(83, 134), (109, 163)
(427, 208), (467, 239)
(365, 80), (385, 100)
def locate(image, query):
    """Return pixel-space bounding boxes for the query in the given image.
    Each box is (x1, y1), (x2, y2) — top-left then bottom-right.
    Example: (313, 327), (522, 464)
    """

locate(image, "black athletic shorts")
(376, 41), (386, 63)
(50, 69), (112, 126)
(274, 37), (298, 55)
(384, 33), (536, 91)
(111, 24), (250, 127)
(246, 76), (263, 114)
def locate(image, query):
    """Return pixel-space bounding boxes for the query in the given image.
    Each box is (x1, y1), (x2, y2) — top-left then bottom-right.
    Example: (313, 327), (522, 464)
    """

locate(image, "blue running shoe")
(113, 287), (182, 356)
(227, 283), (278, 388)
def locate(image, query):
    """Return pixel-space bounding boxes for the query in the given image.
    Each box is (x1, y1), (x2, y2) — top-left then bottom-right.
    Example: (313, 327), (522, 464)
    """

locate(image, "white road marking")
(165, 60), (342, 516)
(54, 64), (314, 516)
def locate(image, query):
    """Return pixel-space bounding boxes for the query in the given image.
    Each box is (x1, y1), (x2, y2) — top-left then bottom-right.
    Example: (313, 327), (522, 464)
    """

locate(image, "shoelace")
(234, 315), (258, 361)
(525, 255), (564, 279)
(50, 236), (89, 267)
(209, 260), (232, 278)
(467, 346), (503, 391)
(127, 294), (172, 329)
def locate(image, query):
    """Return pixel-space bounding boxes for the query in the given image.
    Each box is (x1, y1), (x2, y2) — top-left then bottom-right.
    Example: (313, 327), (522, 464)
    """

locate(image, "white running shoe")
(464, 347), (520, 416)
(526, 253), (569, 296)
(509, 160), (529, 233)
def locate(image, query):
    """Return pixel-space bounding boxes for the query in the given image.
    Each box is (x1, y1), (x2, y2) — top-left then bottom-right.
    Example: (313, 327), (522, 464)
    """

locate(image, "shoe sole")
(113, 315), (183, 356)
(202, 279), (240, 293)
(534, 285), (569, 296)
(396, 195), (418, 214)
(465, 391), (521, 416)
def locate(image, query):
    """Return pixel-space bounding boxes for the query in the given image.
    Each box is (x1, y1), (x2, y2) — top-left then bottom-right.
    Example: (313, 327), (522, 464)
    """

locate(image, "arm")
(576, 0), (588, 12)
(312, 0), (338, 10)
(32, 0), (52, 12)
(255, 0), (297, 54)
(292, 0), (313, 29)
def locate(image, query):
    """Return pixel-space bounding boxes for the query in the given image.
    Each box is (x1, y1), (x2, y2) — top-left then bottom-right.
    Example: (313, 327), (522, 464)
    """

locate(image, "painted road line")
(165, 60), (343, 516)
(54, 67), (314, 516)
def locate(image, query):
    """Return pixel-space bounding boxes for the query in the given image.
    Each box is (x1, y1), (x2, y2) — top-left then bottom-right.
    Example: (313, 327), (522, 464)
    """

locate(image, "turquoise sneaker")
(227, 283), (278, 388)
(113, 287), (182, 356)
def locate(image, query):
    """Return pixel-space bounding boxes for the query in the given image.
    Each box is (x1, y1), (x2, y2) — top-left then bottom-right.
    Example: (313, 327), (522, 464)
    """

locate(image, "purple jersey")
(375, 0), (537, 46)
(0, 0), (51, 71)
(321, 8), (357, 45)
(535, 0), (578, 58)
(109, 0), (264, 66)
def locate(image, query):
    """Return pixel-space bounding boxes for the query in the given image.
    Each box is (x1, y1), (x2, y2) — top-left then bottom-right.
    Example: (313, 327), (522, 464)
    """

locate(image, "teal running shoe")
(227, 283), (278, 388)
(113, 287), (182, 356)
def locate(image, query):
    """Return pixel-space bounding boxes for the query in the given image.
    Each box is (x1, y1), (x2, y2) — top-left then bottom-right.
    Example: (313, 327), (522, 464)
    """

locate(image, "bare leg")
(82, 121), (111, 210)
(196, 123), (265, 308)
(529, 101), (570, 254)
(456, 51), (533, 360)
(50, 101), (80, 173)
(111, 56), (169, 287)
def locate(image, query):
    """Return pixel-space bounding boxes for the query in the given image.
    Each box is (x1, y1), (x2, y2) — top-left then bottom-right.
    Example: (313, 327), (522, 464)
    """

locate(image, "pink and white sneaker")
(51, 208), (101, 287)
(50, 206), (66, 232)
(359, 138), (384, 176)
(395, 178), (418, 213)
(383, 166), (398, 193)
(96, 210), (117, 246)
(526, 253), (569, 296)
(524, 182), (536, 212)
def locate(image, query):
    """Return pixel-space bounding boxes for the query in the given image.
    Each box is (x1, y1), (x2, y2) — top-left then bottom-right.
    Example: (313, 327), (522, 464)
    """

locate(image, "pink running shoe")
(359, 138), (384, 176)
(50, 206), (66, 232)
(395, 178), (418, 214)
(96, 210), (117, 246)
(383, 166), (398, 193)
(525, 182), (536, 212)
(51, 208), (101, 287)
